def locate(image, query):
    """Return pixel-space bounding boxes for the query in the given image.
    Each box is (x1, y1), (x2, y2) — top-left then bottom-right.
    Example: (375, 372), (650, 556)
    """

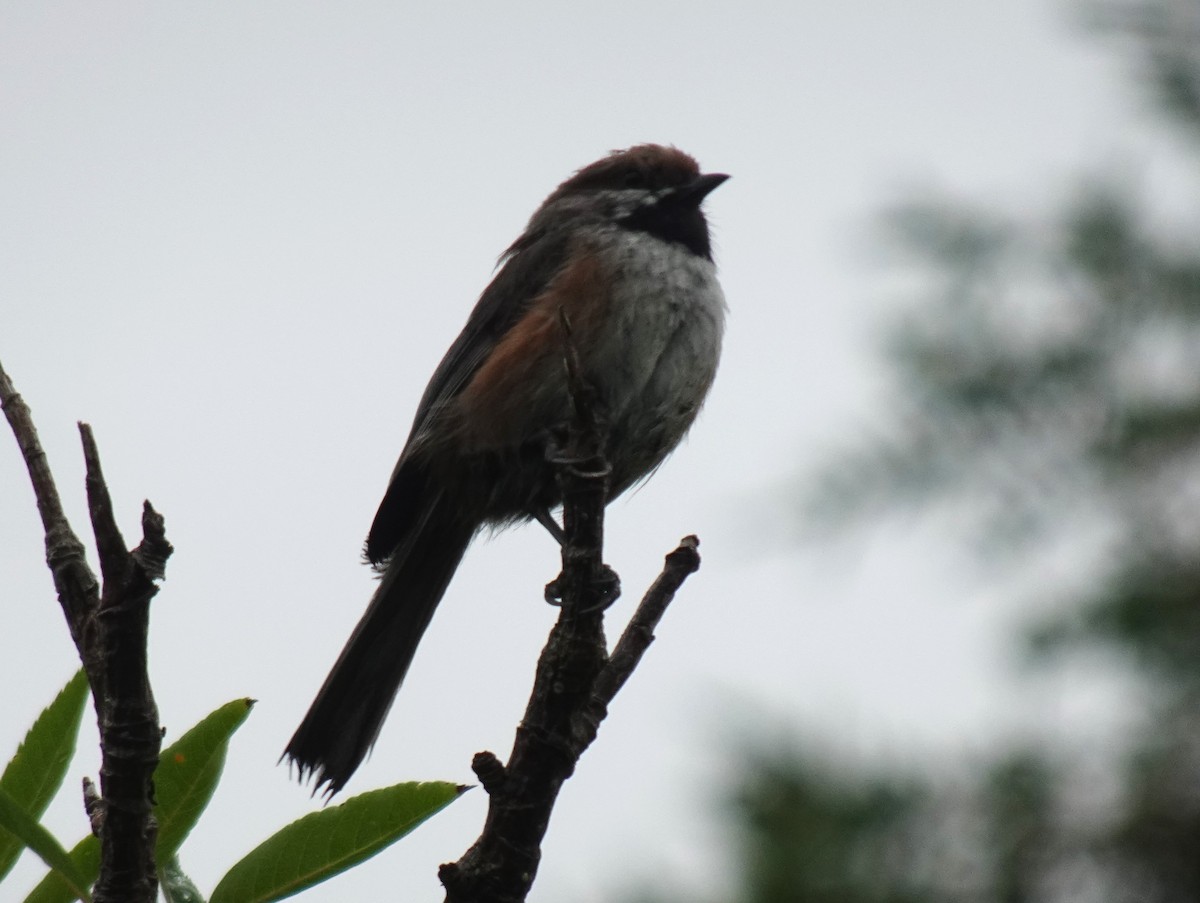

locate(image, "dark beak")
(676, 172), (730, 206)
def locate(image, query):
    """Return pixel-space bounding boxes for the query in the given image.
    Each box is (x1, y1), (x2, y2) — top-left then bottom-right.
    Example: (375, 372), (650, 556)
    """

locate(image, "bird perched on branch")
(285, 144), (729, 795)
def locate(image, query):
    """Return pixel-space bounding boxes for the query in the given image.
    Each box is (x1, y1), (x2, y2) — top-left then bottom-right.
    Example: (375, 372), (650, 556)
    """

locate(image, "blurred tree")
(633, 2), (1200, 901)
(726, 748), (937, 903)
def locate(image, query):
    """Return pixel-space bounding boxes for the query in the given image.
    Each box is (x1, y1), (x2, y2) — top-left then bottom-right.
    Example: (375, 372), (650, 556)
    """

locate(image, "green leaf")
(160, 854), (205, 903)
(0, 670), (89, 882)
(155, 698), (255, 859)
(0, 788), (91, 902)
(23, 698), (254, 903)
(209, 781), (466, 903)
(20, 832), (97, 903)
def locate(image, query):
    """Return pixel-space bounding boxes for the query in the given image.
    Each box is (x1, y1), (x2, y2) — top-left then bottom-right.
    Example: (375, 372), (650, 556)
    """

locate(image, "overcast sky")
(0, 3), (1153, 900)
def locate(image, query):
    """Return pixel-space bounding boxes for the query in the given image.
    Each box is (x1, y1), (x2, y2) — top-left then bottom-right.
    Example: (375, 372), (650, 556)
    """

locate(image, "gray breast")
(589, 230), (726, 492)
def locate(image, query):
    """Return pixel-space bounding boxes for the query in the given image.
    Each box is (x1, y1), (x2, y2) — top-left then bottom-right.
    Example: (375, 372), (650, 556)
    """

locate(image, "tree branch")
(0, 360), (172, 903)
(574, 535), (701, 749)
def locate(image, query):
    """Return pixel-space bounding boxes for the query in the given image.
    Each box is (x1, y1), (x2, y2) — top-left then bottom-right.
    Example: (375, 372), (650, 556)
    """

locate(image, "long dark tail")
(284, 505), (474, 796)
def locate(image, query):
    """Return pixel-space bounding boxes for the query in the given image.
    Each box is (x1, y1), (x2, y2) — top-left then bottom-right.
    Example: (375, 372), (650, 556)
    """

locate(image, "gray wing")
(364, 227), (571, 563)
(405, 227), (571, 447)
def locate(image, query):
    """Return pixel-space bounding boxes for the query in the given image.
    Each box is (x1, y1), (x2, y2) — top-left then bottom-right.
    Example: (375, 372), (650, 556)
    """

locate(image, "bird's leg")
(531, 508), (567, 547)
(543, 510), (619, 610)
(540, 403), (620, 610)
(541, 507), (620, 610)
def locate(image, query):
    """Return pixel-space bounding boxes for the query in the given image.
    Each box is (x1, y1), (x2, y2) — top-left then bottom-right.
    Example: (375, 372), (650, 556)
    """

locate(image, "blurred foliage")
(638, 2), (1200, 901)
(730, 749), (936, 903)
(723, 748), (1064, 903)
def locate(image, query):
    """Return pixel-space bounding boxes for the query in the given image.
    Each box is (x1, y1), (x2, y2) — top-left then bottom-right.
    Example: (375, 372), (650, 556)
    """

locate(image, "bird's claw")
(544, 564), (621, 611)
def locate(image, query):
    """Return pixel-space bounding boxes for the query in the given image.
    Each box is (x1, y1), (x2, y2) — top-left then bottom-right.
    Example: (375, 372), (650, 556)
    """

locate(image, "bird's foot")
(544, 564), (621, 611)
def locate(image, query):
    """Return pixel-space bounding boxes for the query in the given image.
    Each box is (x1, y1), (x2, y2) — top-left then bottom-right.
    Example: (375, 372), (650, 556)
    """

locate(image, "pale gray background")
(1, 3), (1147, 900)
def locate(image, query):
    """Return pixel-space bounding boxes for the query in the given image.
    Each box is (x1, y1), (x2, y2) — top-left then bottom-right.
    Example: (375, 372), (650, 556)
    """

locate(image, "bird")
(284, 144), (728, 795)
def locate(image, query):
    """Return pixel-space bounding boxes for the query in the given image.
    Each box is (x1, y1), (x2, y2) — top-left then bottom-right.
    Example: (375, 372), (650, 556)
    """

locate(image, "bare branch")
(575, 536), (702, 746)
(0, 362), (97, 646)
(81, 422), (130, 592)
(0, 359), (171, 903)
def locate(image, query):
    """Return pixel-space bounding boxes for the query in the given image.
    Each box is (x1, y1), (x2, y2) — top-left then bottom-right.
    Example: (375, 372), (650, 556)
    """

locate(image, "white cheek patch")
(609, 187), (671, 221)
